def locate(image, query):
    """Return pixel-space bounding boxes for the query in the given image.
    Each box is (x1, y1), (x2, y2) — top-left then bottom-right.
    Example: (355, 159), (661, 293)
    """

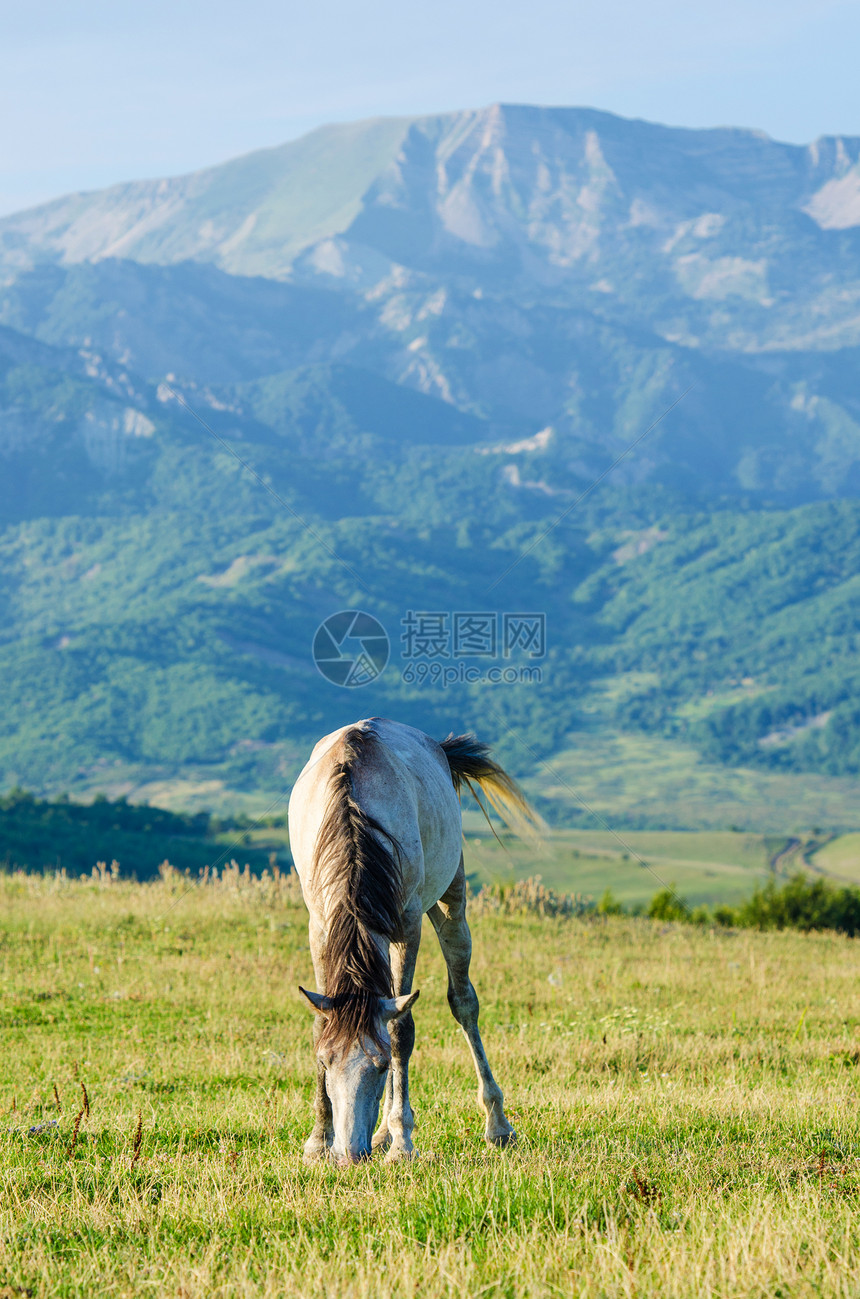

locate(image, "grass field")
(811, 834), (860, 886)
(460, 827), (778, 908)
(460, 824), (860, 908)
(2, 868), (860, 1297)
(533, 729), (860, 833)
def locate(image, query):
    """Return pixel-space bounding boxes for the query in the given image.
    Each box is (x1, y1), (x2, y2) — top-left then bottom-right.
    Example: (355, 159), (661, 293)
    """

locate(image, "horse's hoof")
(384, 1142), (416, 1163)
(487, 1128), (517, 1149)
(371, 1129), (391, 1152)
(303, 1139), (328, 1164)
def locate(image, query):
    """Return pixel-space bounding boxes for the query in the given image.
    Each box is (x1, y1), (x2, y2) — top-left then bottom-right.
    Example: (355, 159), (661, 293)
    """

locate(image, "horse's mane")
(313, 723), (403, 1056)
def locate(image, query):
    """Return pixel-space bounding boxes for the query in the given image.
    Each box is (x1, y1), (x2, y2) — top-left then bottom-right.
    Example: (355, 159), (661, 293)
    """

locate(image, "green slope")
(526, 729), (860, 833)
(0, 117), (411, 277)
(580, 502), (860, 777)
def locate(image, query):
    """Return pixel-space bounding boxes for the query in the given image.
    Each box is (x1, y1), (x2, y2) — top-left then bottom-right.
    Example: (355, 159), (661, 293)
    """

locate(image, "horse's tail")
(439, 732), (544, 839)
(313, 723), (403, 1053)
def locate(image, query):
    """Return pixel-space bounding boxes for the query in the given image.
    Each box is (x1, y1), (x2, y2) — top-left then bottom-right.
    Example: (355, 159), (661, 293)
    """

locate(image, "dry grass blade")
(67, 1106), (85, 1160)
(470, 875), (589, 918)
(53, 1083), (61, 1111)
(130, 1109), (143, 1168)
(264, 1090), (277, 1136)
(80, 1082), (89, 1117)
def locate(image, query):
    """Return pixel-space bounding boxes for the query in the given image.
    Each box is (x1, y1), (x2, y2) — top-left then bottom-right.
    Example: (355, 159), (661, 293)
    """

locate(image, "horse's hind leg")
(428, 858), (515, 1147)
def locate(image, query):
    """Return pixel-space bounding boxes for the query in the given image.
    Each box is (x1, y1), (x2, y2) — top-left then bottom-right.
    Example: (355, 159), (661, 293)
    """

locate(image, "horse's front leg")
(428, 858), (515, 1147)
(303, 925), (333, 1163)
(303, 1025), (334, 1163)
(371, 1071), (393, 1153)
(378, 902), (422, 1162)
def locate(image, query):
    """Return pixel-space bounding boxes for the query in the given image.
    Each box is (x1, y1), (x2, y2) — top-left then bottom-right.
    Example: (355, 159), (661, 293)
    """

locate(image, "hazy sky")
(2, 0), (857, 216)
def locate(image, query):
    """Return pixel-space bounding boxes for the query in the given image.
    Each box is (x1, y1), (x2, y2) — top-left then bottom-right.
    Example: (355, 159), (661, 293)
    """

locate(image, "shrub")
(646, 873), (860, 936)
(735, 872), (860, 936)
(646, 888), (690, 922)
(713, 904), (738, 926)
(597, 888), (625, 916)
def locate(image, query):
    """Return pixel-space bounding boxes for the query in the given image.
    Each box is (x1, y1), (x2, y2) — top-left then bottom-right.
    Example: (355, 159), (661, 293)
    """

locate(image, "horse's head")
(299, 986), (419, 1164)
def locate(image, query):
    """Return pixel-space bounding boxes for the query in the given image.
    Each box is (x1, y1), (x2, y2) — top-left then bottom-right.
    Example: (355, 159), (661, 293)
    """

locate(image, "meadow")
(1, 866), (860, 1298)
(459, 825), (777, 908)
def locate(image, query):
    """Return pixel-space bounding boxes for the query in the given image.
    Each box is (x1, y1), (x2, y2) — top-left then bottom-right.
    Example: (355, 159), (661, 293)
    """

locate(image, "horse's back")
(289, 718), (462, 912)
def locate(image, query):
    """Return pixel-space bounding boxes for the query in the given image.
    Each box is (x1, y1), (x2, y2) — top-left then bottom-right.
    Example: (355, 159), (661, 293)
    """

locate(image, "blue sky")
(2, 0), (857, 216)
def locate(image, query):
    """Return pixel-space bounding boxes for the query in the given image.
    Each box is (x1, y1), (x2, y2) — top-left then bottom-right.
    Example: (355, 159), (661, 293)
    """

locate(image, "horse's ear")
(299, 986), (334, 1016)
(381, 990), (419, 1023)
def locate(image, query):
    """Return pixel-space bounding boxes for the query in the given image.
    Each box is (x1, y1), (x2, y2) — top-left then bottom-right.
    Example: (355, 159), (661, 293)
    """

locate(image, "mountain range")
(3, 103), (860, 828)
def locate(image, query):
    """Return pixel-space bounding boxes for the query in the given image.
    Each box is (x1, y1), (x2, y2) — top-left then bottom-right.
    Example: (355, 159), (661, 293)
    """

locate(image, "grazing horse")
(288, 717), (540, 1164)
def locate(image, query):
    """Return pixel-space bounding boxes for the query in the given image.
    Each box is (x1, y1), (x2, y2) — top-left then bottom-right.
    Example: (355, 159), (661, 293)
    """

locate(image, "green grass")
(2, 869), (860, 1296)
(537, 729), (860, 832)
(811, 834), (860, 885)
(461, 826), (776, 907)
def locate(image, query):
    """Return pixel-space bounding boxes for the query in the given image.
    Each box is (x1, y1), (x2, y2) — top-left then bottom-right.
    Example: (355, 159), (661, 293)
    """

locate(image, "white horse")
(288, 717), (540, 1164)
